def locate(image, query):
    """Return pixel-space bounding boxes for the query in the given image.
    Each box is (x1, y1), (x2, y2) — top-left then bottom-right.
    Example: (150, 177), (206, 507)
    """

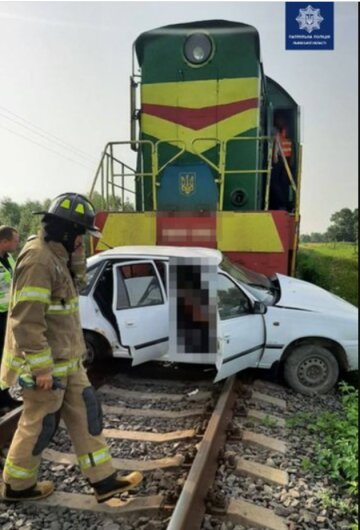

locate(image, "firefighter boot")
(1, 481), (54, 501)
(92, 471), (143, 503)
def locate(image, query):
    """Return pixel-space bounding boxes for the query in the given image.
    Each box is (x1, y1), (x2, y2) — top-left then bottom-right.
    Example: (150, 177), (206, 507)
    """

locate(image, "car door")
(112, 260), (169, 365)
(214, 273), (266, 382)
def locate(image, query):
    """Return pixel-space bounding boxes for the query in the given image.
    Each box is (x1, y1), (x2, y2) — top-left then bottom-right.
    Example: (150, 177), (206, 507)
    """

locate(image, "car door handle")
(224, 333), (231, 338)
(125, 321), (135, 327)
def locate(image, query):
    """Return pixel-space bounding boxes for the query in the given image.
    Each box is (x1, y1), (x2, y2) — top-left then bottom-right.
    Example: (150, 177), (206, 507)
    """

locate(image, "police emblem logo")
(296, 5), (324, 34)
(179, 173), (196, 196)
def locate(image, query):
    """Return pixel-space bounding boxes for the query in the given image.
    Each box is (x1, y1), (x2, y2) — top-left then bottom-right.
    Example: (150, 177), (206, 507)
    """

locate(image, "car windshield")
(220, 256), (278, 305)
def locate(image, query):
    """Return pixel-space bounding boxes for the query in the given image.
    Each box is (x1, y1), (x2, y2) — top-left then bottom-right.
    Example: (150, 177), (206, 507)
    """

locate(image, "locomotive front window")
(184, 33), (213, 65)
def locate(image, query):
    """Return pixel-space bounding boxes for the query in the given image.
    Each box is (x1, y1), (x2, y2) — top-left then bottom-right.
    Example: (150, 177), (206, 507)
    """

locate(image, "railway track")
(0, 366), (323, 530)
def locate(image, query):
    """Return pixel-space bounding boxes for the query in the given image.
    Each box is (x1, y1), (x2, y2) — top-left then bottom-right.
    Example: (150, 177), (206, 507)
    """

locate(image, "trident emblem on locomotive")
(179, 173), (196, 196)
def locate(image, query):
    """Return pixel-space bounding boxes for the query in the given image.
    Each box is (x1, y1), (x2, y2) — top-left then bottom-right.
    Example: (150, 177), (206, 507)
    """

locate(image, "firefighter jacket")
(0, 232), (87, 389)
(0, 253), (15, 313)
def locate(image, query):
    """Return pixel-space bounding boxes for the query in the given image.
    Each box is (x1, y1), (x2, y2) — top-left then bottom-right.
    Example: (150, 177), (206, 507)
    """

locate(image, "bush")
(296, 250), (330, 289)
(296, 245), (358, 306)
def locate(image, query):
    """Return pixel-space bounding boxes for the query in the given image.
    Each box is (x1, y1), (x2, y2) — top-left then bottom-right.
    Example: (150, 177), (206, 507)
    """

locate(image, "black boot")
(91, 471), (143, 503)
(1, 481), (54, 501)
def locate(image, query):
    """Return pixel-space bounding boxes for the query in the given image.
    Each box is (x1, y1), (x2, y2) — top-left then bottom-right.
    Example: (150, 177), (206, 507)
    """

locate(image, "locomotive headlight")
(184, 33), (213, 66)
(193, 46), (205, 61)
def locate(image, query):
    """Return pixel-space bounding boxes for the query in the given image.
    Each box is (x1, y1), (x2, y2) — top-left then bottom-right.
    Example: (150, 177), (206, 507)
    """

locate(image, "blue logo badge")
(286, 3), (334, 50)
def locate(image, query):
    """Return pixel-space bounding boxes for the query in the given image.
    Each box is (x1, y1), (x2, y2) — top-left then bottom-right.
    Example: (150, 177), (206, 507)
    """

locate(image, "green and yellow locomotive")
(91, 20), (302, 276)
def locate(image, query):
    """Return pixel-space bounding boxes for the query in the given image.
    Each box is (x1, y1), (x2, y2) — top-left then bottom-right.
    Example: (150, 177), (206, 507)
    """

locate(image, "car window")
(116, 263), (164, 309)
(217, 273), (251, 320)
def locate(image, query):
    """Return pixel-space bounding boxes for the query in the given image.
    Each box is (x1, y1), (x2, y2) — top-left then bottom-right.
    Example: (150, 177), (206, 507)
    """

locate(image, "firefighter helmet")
(34, 193), (101, 238)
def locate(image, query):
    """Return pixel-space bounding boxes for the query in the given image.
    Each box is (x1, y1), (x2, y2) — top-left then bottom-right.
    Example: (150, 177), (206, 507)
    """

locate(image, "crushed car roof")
(87, 246), (223, 265)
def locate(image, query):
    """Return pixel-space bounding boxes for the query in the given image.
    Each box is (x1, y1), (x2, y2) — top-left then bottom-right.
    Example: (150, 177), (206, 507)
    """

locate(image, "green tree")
(325, 225), (339, 245)
(353, 208), (358, 244)
(328, 208), (356, 242)
(16, 200), (47, 246)
(0, 197), (21, 226)
(0, 197), (52, 251)
(300, 234), (312, 243)
(310, 232), (326, 243)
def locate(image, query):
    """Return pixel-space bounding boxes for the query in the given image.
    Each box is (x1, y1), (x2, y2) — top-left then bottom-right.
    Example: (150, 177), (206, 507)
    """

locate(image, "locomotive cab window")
(183, 33), (214, 66)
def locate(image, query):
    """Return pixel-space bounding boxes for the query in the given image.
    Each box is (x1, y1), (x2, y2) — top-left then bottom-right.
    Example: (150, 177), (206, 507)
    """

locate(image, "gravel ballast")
(0, 372), (356, 530)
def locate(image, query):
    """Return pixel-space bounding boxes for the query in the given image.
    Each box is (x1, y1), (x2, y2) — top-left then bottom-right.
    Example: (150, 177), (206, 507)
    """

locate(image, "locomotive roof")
(266, 76), (299, 109)
(135, 20), (260, 64)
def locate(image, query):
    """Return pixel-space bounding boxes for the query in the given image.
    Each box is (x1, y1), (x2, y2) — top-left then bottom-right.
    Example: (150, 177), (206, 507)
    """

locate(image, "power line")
(0, 123), (94, 171)
(0, 105), (98, 163)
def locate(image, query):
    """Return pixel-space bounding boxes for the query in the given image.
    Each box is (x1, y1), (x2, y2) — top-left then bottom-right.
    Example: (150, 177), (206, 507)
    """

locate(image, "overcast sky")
(0, 1), (358, 233)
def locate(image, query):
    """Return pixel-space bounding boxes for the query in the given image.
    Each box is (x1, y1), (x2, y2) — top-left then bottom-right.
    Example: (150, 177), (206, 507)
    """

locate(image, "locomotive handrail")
(153, 139), (186, 210)
(192, 135), (277, 210)
(103, 143), (139, 173)
(91, 136), (298, 215)
(90, 140), (155, 210)
(274, 137), (297, 192)
(224, 136), (276, 211)
(191, 138), (224, 208)
(264, 137), (274, 210)
(224, 136), (274, 211)
(290, 144), (303, 276)
(191, 138), (222, 173)
(154, 139), (186, 175)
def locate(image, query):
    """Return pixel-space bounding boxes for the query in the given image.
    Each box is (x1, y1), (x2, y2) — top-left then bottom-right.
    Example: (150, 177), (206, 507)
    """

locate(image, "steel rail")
(166, 375), (238, 530)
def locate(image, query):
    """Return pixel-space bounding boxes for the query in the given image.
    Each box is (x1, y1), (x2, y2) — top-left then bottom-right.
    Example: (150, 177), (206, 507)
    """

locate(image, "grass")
(296, 242), (358, 306)
(287, 383), (358, 528)
(301, 242), (358, 261)
(294, 245), (358, 528)
(260, 415), (277, 428)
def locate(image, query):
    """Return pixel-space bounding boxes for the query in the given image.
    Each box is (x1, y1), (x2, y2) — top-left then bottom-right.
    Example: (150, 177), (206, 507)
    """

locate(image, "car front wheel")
(284, 344), (339, 395)
(83, 332), (107, 368)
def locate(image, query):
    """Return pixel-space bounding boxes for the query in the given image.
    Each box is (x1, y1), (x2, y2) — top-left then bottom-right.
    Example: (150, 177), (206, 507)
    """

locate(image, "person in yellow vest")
(0, 225), (21, 412)
(0, 193), (142, 502)
(269, 118), (293, 210)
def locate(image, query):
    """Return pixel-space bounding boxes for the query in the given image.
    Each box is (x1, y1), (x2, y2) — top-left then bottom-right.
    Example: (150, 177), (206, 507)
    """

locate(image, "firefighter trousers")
(3, 365), (114, 490)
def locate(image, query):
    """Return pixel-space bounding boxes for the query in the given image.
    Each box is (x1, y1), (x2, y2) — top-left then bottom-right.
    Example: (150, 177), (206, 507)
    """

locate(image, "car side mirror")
(253, 301), (267, 314)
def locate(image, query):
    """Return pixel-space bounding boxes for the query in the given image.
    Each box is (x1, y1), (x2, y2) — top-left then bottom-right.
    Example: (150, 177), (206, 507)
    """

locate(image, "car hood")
(275, 274), (357, 314)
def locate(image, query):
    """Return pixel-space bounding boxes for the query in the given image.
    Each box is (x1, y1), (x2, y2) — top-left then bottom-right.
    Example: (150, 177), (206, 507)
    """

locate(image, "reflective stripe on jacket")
(0, 254), (15, 312)
(0, 233), (86, 388)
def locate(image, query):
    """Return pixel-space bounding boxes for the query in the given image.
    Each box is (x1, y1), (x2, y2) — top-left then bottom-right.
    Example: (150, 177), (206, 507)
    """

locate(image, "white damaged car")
(79, 246), (358, 395)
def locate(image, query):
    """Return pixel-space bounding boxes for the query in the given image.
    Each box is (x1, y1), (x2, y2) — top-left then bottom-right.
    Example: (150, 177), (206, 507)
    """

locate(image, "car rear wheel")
(284, 344), (339, 395)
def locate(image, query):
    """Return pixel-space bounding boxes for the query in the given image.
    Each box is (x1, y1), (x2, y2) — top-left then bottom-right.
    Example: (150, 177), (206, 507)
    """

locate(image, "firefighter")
(0, 193), (143, 502)
(0, 225), (21, 412)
